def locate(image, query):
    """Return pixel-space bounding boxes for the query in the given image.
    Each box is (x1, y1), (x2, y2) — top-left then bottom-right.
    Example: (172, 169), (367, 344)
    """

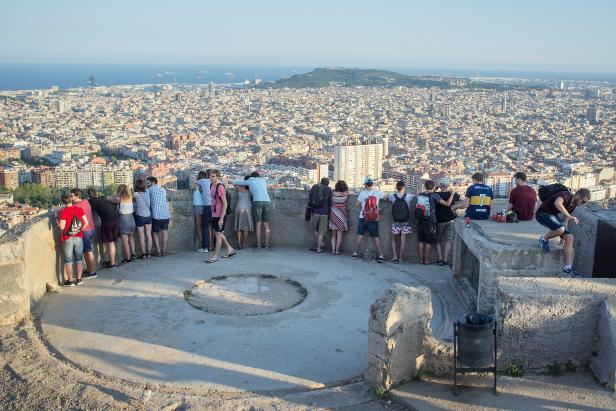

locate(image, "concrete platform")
(390, 372), (616, 410)
(36, 247), (464, 393)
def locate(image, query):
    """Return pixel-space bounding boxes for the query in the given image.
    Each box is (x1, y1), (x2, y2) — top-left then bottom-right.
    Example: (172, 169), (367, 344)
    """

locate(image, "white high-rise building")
(334, 140), (383, 188)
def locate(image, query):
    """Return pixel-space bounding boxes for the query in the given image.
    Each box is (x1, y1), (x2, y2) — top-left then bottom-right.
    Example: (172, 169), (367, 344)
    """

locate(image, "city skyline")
(1, 1), (616, 73)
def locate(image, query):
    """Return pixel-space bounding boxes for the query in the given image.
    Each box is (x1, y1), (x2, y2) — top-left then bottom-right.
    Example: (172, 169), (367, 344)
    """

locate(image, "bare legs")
(213, 231), (234, 260)
(106, 241), (116, 266)
(255, 222), (271, 247)
(330, 229), (343, 254)
(137, 224), (152, 256)
(120, 233), (136, 261)
(419, 242), (432, 264)
(562, 233), (574, 267)
(153, 230), (167, 255)
(353, 235), (384, 259)
(313, 231), (324, 252)
(436, 240), (451, 263)
(83, 251), (95, 274)
(64, 262), (83, 282)
(391, 233), (407, 262)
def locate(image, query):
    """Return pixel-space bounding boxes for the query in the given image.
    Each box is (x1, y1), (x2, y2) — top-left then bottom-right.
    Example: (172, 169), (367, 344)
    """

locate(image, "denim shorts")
(194, 205), (204, 216)
(134, 214), (152, 227)
(152, 218), (169, 232)
(62, 236), (84, 265)
(536, 212), (570, 235)
(357, 218), (379, 237)
(82, 230), (94, 253)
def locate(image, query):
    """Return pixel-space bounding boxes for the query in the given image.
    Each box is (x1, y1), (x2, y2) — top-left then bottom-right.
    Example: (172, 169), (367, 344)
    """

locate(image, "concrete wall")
(569, 204), (616, 278)
(167, 189), (443, 262)
(497, 277), (616, 390)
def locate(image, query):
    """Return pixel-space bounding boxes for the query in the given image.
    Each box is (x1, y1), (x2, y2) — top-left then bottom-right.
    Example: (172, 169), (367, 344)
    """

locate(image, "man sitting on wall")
(507, 172), (537, 221)
(453, 172), (493, 220)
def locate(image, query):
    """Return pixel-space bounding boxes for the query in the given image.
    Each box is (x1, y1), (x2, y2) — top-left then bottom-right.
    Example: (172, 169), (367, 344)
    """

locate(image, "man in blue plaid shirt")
(147, 177), (170, 256)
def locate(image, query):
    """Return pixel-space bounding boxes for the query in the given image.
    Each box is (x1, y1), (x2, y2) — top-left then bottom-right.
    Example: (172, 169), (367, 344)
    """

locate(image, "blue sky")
(1, 0), (615, 72)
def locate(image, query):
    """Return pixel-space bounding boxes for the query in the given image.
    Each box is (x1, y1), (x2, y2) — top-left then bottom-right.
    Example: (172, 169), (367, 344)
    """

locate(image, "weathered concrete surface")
(569, 203), (616, 278)
(37, 248), (459, 392)
(390, 371), (616, 411)
(453, 199), (568, 314)
(596, 298), (616, 390)
(497, 277), (616, 388)
(364, 284), (432, 389)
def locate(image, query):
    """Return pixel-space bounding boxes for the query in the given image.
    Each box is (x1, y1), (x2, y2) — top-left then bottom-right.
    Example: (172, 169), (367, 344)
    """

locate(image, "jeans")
(62, 236), (84, 265)
(201, 205), (212, 249)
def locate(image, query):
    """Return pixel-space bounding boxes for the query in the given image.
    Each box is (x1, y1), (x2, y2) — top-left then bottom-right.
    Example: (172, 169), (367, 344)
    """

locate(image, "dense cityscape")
(0, 71), (615, 233)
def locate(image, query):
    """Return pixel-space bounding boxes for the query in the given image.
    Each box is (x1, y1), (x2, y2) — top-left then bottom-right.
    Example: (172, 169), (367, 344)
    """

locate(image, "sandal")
(103, 261), (116, 269)
(377, 256), (385, 263)
(352, 253), (358, 258)
(222, 251), (237, 259)
(120, 259), (131, 265)
(206, 258), (218, 264)
(139, 254), (147, 260)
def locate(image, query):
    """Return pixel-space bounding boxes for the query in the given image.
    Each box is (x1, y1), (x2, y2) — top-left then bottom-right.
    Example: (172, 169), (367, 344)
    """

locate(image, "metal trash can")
(457, 313), (494, 367)
(454, 312), (497, 395)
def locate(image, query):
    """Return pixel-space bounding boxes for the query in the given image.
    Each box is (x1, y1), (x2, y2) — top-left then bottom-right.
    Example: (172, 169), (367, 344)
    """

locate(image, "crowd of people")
(55, 169), (591, 286)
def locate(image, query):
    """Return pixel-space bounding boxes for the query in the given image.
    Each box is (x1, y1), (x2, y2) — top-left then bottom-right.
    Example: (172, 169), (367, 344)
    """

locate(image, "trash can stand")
(453, 319), (498, 395)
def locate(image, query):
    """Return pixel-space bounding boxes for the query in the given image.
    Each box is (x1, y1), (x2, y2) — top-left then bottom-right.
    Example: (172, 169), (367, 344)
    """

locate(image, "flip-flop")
(222, 252), (237, 259)
(206, 258), (218, 264)
(309, 248), (317, 252)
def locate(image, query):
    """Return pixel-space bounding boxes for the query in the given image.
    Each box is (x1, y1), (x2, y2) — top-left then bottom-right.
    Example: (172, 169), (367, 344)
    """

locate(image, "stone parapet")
(364, 284), (432, 389)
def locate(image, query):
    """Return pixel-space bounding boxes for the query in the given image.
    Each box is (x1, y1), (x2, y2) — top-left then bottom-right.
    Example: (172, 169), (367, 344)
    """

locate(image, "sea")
(0, 63), (614, 91)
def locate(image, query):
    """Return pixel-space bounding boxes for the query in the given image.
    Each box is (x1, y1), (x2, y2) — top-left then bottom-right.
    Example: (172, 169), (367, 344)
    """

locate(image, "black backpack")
(214, 183), (233, 215)
(64, 210), (83, 237)
(391, 193), (410, 222)
(538, 183), (569, 202)
(308, 184), (325, 208)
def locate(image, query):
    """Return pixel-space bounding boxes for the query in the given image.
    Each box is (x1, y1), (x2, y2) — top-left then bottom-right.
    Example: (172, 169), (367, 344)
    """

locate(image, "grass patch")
(374, 386), (387, 399)
(546, 362), (562, 376)
(505, 361), (524, 377)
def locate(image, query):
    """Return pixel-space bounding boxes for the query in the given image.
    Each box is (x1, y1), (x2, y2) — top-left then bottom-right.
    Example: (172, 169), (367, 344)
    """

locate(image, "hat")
(364, 178), (374, 186)
(439, 178), (450, 186)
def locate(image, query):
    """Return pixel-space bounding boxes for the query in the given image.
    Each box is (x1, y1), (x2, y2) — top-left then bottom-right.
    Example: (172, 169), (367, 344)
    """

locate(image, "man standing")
(308, 177), (332, 253)
(434, 179), (459, 266)
(231, 171), (271, 248)
(536, 187), (590, 277)
(147, 177), (170, 257)
(196, 170), (212, 252)
(71, 189), (97, 278)
(57, 193), (89, 286)
(352, 178), (386, 263)
(206, 170), (236, 263)
(88, 188), (119, 268)
(454, 172), (493, 220)
(415, 180), (451, 265)
(387, 181), (413, 263)
(507, 172), (537, 221)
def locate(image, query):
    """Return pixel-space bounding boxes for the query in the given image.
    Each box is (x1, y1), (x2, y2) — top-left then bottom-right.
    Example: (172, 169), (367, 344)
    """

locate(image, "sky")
(1, 0), (615, 72)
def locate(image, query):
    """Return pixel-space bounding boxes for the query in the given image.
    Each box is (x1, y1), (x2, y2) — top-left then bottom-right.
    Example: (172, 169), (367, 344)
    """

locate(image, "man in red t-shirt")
(57, 193), (89, 286)
(507, 172), (537, 220)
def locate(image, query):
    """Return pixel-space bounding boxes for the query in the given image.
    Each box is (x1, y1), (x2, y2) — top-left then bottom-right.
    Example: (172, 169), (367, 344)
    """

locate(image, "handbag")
(305, 207), (312, 221)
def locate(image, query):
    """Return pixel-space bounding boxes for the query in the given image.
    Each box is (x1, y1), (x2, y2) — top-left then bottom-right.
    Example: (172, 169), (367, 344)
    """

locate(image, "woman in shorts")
(133, 179), (152, 259)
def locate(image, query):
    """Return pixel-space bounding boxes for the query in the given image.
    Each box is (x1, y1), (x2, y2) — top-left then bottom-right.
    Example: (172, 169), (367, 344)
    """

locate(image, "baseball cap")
(439, 178), (450, 186)
(364, 178), (374, 186)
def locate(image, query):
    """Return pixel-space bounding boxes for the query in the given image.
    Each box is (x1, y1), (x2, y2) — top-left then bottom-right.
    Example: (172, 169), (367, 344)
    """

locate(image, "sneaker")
(539, 236), (550, 252)
(562, 266), (581, 278)
(83, 271), (97, 279)
(76, 278), (84, 285)
(198, 248), (209, 253)
(63, 280), (75, 287)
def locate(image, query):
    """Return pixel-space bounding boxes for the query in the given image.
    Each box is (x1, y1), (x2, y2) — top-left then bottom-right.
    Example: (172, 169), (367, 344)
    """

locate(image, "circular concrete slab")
(38, 249), (450, 392)
(185, 274), (308, 316)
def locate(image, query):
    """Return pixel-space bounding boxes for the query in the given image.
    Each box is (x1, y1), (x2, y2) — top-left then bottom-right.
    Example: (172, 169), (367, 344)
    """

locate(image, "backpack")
(506, 210), (519, 223)
(308, 184), (325, 209)
(538, 183), (570, 202)
(391, 193), (410, 223)
(415, 193), (436, 223)
(64, 210), (83, 237)
(214, 183), (233, 216)
(363, 193), (380, 221)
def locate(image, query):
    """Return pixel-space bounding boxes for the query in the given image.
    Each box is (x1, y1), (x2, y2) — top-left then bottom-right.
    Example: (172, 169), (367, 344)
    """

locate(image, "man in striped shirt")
(147, 177), (170, 256)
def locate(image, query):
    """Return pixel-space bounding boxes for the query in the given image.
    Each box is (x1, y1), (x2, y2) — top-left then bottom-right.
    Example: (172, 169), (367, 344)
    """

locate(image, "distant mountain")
(270, 67), (467, 88)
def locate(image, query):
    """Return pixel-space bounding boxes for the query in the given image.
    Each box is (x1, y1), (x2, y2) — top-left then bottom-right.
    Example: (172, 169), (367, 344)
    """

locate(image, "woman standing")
(112, 184), (136, 264)
(329, 180), (349, 255)
(234, 176), (254, 249)
(193, 172), (205, 249)
(133, 179), (152, 259)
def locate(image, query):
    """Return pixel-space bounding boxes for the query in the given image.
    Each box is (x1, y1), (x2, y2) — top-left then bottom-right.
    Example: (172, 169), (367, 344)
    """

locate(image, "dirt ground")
(0, 321), (404, 411)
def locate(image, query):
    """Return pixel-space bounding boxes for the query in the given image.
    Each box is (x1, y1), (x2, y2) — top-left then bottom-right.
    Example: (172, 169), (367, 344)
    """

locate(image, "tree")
(11, 183), (62, 208)
(103, 183), (119, 197)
